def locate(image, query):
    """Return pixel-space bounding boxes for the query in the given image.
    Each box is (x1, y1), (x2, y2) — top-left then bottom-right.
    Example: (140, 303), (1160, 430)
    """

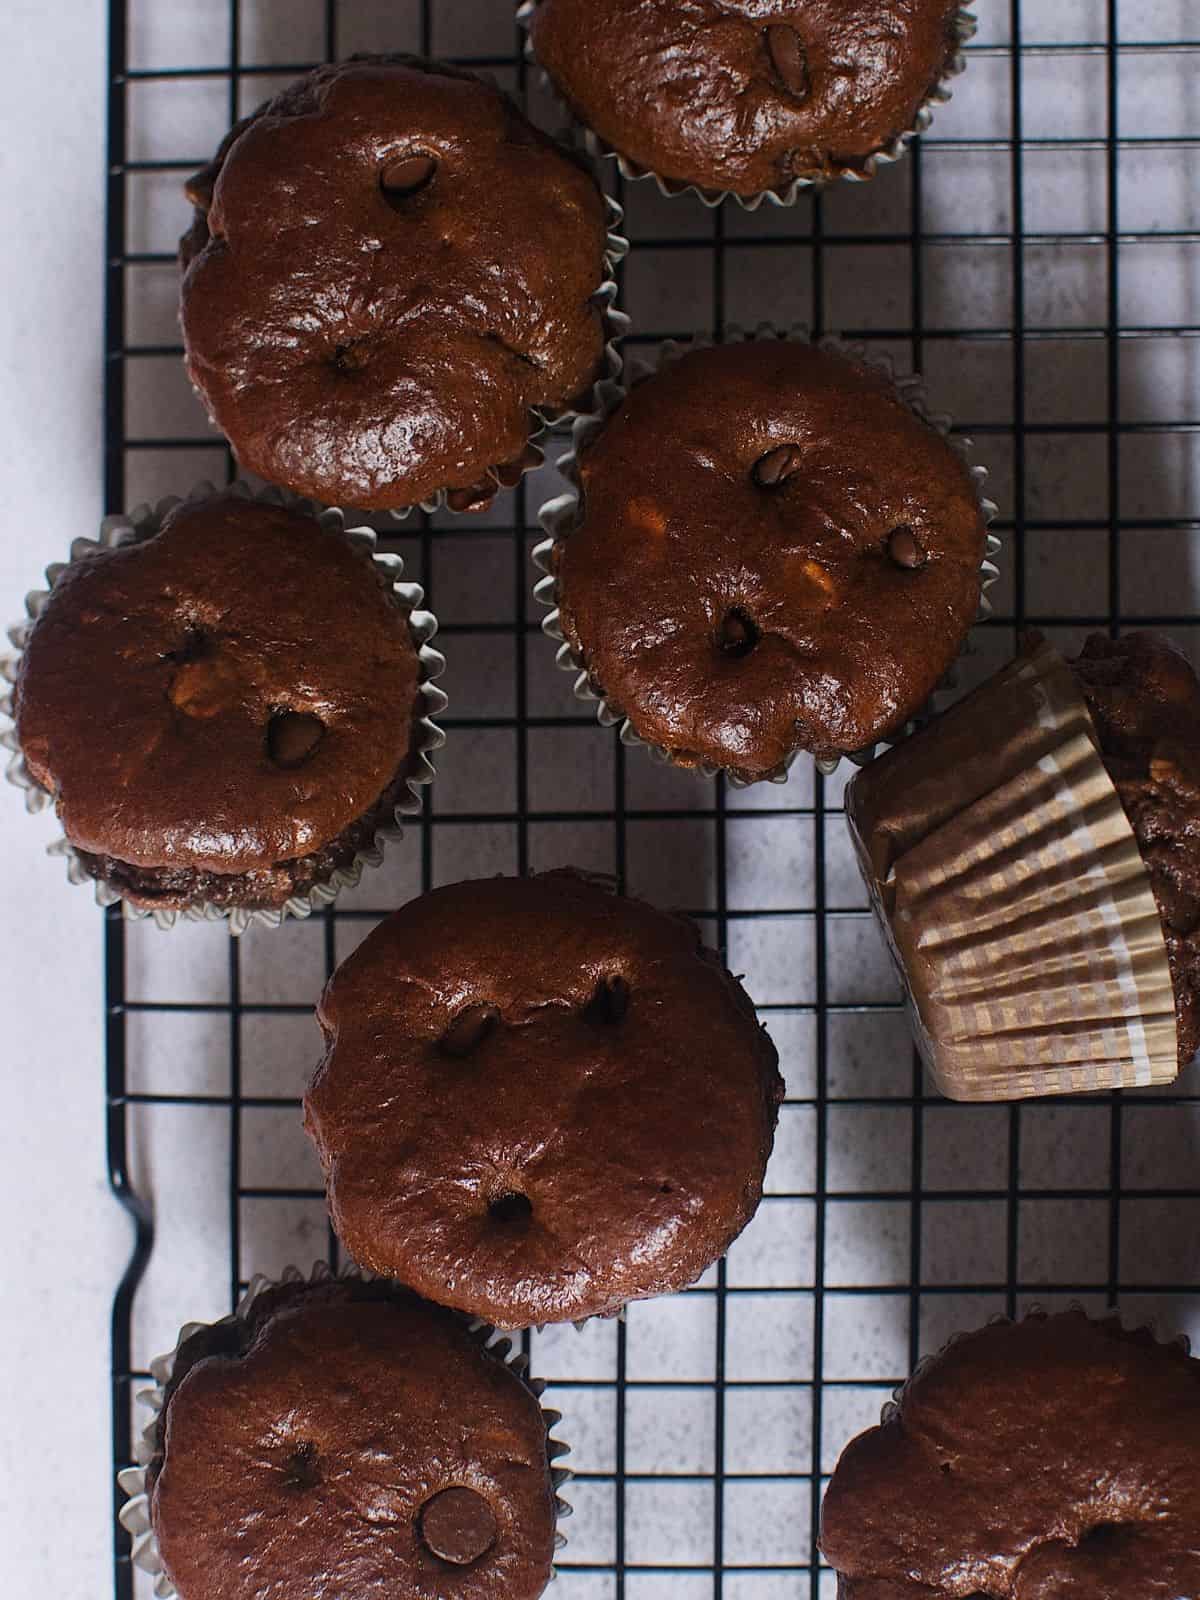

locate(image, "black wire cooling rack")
(105, 4), (1200, 1597)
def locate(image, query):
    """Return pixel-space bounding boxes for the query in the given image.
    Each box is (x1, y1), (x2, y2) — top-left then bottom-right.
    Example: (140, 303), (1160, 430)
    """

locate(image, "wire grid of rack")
(106, 3), (1200, 1598)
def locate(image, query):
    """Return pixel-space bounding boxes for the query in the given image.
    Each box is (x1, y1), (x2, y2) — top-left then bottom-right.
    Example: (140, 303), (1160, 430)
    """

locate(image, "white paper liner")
(387, 192), (630, 520)
(518, 3), (977, 209)
(0, 480), (448, 934)
(532, 324), (1001, 784)
(846, 637), (1181, 1101)
(116, 1262), (572, 1600)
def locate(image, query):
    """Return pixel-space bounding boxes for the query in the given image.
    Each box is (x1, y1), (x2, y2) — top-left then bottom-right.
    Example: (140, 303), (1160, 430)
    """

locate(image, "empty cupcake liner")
(532, 323), (1001, 785)
(0, 479), (448, 934)
(388, 191), (628, 520)
(518, 3), (977, 209)
(117, 1261), (573, 1600)
(846, 634), (1181, 1101)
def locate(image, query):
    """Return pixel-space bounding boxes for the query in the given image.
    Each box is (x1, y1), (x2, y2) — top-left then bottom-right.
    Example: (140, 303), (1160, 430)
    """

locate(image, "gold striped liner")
(847, 637), (1178, 1101)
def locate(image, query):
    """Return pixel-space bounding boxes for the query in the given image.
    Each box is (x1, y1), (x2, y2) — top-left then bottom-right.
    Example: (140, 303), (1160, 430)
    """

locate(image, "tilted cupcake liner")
(533, 323), (1001, 784)
(0, 479), (448, 935)
(846, 636), (1180, 1100)
(117, 1261), (573, 1599)
(517, 3), (977, 210)
(389, 193), (630, 520)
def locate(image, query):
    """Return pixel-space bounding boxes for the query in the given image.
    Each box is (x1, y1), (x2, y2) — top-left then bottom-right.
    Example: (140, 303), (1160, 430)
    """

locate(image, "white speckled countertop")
(0, 9), (129, 1596)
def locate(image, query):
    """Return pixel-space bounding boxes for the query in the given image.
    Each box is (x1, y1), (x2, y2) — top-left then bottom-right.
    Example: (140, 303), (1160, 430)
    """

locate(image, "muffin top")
(181, 56), (610, 510)
(820, 1309), (1200, 1598)
(148, 1278), (557, 1600)
(551, 341), (987, 776)
(526, 0), (965, 195)
(304, 871), (783, 1327)
(1072, 630), (1200, 1065)
(15, 494), (420, 874)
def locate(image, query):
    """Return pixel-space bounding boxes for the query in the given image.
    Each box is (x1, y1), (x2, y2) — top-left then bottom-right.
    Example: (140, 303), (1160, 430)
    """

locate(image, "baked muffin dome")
(526, 0), (967, 197)
(820, 1309), (1200, 1598)
(547, 340), (989, 777)
(304, 871), (783, 1327)
(1071, 630), (1200, 1065)
(145, 1278), (560, 1600)
(13, 492), (429, 913)
(181, 56), (612, 511)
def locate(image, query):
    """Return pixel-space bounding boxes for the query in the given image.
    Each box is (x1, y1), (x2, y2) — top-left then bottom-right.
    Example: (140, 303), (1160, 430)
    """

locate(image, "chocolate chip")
(488, 1192), (533, 1226)
(583, 974), (630, 1026)
(1080, 1524), (1129, 1552)
(1155, 876), (1199, 935)
(281, 1441), (321, 1491)
(381, 151), (437, 205)
(765, 24), (810, 101)
(718, 609), (760, 659)
(446, 482), (497, 514)
(267, 711), (325, 768)
(753, 443), (803, 488)
(419, 1487), (498, 1566)
(887, 526), (924, 569)
(440, 1003), (500, 1057)
(330, 340), (370, 374)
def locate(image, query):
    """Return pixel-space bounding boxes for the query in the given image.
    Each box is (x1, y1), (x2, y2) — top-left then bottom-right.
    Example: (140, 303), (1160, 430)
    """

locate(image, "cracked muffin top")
(14, 493), (420, 881)
(180, 56), (610, 511)
(526, 0), (966, 195)
(820, 1309), (1200, 1599)
(550, 340), (988, 776)
(146, 1278), (558, 1600)
(1071, 630), (1200, 1066)
(304, 870), (783, 1327)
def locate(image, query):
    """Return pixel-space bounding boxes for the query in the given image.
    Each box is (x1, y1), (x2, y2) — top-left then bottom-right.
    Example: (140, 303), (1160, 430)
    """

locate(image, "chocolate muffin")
(11, 491), (441, 920)
(524, 1), (970, 198)
(1071, 631), (1200, 1066)
(304, 871), (784, 1327)
(543, 340), (992, 779)
(181, 55), (615, 513)
(137, 1275), (562, 1600)
(820, 1309), (1200, 1597)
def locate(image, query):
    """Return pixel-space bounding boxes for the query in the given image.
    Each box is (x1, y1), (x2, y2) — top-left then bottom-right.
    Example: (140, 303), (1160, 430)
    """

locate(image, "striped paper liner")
(846, 636), (1179, 1101)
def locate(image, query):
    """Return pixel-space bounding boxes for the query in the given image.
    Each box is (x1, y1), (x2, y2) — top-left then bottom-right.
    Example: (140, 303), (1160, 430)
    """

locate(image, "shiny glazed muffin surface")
(181, 56), (610, 508)
(553, 341), (987, 774)
(305, 871), (783, 1326)
(528, 0), (964, 194)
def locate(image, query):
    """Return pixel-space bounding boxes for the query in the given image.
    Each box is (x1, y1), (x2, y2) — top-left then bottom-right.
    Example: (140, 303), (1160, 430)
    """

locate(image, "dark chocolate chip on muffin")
(180, 55), (613, 512)
(820, 1308), (1200, 1598)
(304, 870), (783, 1327)
(13, 492), (435, 915)
(145, 1277), (560, 1600)
(1071, 630), (1200, 1065)
(526, 0), (968, 196)
(547, 340), (989, 778)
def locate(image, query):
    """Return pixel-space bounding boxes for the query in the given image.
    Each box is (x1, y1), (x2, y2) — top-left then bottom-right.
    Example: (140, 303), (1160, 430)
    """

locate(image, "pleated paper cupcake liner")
(518, 4), (977, 210)
(846, 635), (1180, 1100)
(1, 479), (448, 934)
(533, 323), (1001, 785)
(117, 1262), (572, 1600)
